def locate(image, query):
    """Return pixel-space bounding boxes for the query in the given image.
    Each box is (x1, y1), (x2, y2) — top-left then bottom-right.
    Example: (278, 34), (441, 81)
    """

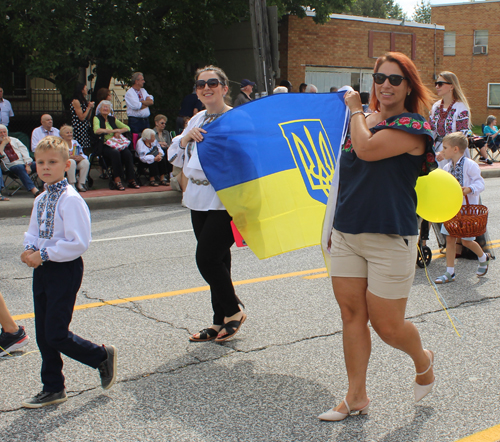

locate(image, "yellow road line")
(12, 267), (327, 321)
(455, 424), (500, 441)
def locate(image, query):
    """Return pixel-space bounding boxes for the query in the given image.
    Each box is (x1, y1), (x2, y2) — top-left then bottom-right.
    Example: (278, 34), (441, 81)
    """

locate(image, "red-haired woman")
(319, 52), (437, 421)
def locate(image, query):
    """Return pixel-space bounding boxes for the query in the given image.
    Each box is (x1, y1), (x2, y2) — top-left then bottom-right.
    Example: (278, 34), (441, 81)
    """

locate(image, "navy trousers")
(33, 258), (106, 392)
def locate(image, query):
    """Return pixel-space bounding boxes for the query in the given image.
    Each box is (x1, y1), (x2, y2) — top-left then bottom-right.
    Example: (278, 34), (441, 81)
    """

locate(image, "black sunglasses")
(195, 78), (225, 90)
(435, 81), (452, 87)
(372, 73), (407, 86)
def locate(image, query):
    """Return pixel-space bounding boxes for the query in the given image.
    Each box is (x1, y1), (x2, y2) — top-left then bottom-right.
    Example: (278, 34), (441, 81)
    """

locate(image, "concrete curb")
(1, 167), (499, 220)
(0, 189), (183, 219)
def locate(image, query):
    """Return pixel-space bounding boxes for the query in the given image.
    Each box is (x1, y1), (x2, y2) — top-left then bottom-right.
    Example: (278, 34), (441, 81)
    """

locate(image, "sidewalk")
(1, 160), (499, 220)
(0, 168), (183, 219)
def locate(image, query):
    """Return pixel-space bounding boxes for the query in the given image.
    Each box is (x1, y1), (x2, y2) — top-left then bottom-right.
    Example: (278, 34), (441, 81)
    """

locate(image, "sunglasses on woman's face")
(195, 78), (224, 90)
(372, 73), (406, 86)
(435, 81), (452, 87)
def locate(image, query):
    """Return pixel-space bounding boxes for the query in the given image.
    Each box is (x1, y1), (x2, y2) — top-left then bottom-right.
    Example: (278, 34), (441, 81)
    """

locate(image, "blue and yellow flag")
(198, 92), (349, 259)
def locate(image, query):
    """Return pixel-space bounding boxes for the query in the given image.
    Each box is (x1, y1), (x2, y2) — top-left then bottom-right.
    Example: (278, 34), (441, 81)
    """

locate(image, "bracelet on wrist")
(350, 110), (364, 122)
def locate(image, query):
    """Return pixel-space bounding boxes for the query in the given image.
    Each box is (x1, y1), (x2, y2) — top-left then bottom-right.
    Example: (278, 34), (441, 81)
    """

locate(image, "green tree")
(344, 0), (406, 20)
(412, 0), (431, 24)
(1, 0), (352, 117)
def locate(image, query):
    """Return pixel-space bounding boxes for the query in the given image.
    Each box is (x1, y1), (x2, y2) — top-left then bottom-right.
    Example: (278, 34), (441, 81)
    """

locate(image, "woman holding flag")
(319, 52), (437, 421)
(168, 66), (246, 343)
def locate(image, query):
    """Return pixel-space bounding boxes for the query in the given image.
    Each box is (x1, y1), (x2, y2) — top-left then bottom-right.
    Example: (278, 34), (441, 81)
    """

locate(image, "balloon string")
(418, 245), (462, 338)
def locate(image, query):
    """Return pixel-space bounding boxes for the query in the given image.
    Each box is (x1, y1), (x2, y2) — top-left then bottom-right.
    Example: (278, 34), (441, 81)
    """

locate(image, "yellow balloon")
(415, 168), (463, 223)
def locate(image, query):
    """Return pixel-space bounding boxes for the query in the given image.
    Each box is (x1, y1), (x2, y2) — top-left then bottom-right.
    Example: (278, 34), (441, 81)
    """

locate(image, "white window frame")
(473, 30), (488, 55)
(305, 67), (374, 93)
(487, 83), (500, 108)
(443, 32), (456, 56)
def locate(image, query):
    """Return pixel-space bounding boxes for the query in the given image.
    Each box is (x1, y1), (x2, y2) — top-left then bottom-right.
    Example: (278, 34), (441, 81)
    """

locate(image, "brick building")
(432, 1), (500, 125)
(279, 12), (444, 101)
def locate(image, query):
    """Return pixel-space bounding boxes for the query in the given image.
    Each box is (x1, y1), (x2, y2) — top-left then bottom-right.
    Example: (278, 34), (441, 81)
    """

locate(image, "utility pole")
(249, 0), (275, 97)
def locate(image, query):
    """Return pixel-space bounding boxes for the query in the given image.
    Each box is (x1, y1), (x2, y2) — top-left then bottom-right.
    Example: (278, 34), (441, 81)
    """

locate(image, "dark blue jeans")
(128, 116), (149, 134)
(33, 258), (107, 392)
(9, 163), (37, 191)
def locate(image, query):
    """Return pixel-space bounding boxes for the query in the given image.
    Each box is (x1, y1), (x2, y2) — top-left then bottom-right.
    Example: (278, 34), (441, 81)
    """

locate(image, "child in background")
(21, 136), (116, 408)
(0, 292), (29, 356)
(435, 132), (490, 284)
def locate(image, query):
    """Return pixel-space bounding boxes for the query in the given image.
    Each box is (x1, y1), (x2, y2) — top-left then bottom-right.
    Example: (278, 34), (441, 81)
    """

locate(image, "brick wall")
(278, 14), (444, 111)
(432, 2), (500, 125)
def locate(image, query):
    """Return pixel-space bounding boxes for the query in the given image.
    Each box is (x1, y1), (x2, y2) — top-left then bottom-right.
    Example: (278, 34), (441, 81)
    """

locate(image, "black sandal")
(128, 180), (140, 189)
(215, 313), (247, 343)
(189, 328), (219, 342)
(115, 181), (125, 191)
(149, 180), (159, 187)
(159, 179), (169, 186)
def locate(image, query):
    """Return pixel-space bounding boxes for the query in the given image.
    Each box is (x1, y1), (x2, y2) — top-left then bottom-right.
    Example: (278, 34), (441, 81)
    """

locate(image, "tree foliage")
(1, 0), (351, 117)
(412, 0), (431, 24)
(344, 0), (406, 20)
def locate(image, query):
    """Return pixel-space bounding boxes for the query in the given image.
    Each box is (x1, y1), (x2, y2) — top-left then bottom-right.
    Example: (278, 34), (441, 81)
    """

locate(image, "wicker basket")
(443, 195), (488, 238)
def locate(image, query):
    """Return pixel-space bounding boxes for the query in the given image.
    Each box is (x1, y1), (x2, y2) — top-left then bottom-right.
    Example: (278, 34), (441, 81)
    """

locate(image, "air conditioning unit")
(473, 45), (487, 55)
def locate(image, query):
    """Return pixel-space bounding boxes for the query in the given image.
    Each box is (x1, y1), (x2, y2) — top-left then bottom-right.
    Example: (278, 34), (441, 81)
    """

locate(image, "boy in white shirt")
(20, 136), (117, 408)
(435, 132), (491, 284)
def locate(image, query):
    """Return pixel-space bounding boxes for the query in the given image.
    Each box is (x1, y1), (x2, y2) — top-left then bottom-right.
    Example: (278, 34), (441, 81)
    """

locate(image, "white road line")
(91, 229), (194, 243)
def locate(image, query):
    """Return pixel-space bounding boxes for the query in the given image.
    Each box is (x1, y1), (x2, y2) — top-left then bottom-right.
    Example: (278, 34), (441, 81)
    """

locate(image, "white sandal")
(318, 398), (370, 421)
(414, 349), (435, 402)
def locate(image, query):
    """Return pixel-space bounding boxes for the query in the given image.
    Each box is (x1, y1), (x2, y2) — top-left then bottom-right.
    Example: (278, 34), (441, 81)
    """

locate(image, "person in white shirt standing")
(125, 72), (154, 134)
(31, 114), (60, 152)
(0, 88), (14, 128)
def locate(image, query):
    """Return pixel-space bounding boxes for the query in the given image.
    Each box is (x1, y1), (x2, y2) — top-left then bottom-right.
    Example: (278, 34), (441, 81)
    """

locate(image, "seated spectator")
(136, 129), (170, 186)
(0, 166), (7, 200)
(484, 115), (500, 152)
(59, 124), (90, 192)
(93, 101), (139, 191)
(279, 80), (293, 92)
(299, 83), (307, 93)
(31, 114), (60, 152)
(0, 125), (41, 197)
(153, 114), (172, 150)
(330, 86), (338, 93)
(305, 84), (318, 93)
(273, 86), (288, 94)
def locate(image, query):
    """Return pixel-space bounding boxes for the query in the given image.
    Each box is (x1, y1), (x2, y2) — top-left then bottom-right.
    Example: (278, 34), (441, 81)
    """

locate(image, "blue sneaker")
(0, 326), (29, 357)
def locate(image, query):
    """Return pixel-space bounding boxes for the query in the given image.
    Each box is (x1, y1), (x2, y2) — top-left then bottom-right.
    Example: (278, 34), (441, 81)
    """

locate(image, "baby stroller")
(416, 218), (446, 268)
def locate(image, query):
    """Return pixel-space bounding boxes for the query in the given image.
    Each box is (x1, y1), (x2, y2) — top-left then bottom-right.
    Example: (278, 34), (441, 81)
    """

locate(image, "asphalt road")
(1, 178), (499, 442)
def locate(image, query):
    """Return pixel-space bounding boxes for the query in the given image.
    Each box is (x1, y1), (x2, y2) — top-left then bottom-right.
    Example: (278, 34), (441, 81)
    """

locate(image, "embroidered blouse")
(68, 139), (88, 159)
(135, 138), (165, 164)
(443, 155), (484, 205)
(23, 179), (91, 262)
(429, 100), (469, 148)
(333, 113), (435, 236)
(168, 110), (226, 211)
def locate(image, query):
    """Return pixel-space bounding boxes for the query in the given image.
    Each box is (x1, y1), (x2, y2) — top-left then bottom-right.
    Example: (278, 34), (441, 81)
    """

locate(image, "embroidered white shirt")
(443, 155), (484, 205)
(168, 111), (225, 211)
(125, 87), (153, 118)
(24, 179), (91, 262)
(135, 139), (164, 164)
(31, 126), (60, 152)
(1, 137), (33, 168)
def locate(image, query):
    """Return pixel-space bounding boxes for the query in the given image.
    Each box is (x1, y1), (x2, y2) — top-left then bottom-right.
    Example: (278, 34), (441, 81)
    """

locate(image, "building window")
(473, 30), (488, 55)
(444, 32), (456, 56)
(305, 67), (373, 93)
(487, 84), (500, 108)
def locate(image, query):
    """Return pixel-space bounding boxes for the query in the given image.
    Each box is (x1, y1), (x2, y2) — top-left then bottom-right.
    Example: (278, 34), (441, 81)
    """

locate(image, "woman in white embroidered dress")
(168, 65), (246, 343)
(429, 71), (491, 166)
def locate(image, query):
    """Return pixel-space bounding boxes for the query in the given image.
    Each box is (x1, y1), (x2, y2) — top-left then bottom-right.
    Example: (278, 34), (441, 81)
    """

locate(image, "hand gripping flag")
(198, 92), (349, 259)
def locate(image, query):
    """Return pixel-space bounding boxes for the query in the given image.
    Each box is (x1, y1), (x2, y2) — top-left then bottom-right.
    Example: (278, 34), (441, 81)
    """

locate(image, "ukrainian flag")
(198, 92), (349, 259)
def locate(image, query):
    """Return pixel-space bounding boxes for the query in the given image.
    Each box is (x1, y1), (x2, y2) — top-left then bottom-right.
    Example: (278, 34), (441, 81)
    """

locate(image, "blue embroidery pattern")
(450, 155), (465, 187)
(40, 248), (49, 262)
(24, 245), (38, 252)
(37, 179), (68, 240)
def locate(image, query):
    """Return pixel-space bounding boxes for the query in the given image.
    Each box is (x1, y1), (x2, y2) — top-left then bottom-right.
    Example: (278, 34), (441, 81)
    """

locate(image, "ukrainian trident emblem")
(279, 119), (337, 204)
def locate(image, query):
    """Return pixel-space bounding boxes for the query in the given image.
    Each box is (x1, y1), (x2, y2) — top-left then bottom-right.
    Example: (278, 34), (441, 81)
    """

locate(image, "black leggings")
(191, 210), (239, 325)
(102, 146), (135, 181)
(147, 157), (171, 179)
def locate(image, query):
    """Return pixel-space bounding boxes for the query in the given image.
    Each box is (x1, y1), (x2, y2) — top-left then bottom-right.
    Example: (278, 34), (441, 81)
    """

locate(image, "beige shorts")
(330, 228), (418, 299)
